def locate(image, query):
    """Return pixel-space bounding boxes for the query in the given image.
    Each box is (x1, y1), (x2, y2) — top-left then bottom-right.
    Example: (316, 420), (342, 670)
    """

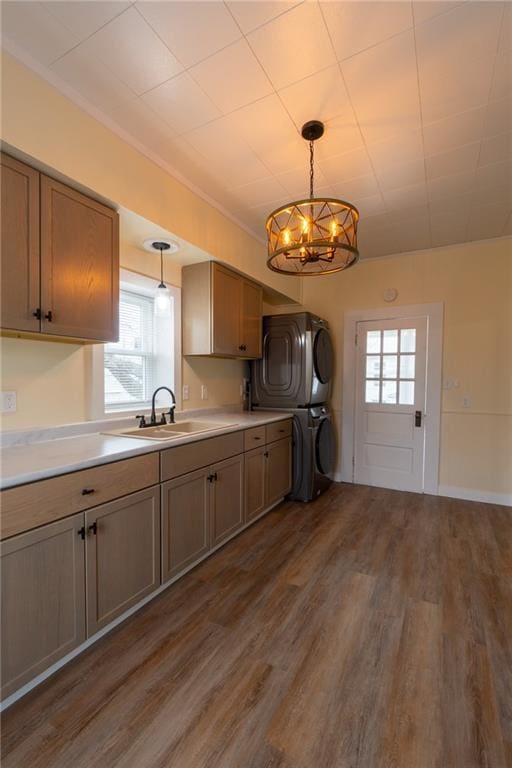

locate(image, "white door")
(354, 317), (427, 492)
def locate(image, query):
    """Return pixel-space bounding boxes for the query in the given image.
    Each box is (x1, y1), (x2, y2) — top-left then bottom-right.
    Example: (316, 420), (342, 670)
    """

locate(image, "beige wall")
(300, 237), (512, 499)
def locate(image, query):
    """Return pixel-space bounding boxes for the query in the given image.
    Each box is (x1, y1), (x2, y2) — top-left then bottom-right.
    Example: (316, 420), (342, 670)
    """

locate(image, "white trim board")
(342, 302), (443, 494)
(438, 485), (512, 507)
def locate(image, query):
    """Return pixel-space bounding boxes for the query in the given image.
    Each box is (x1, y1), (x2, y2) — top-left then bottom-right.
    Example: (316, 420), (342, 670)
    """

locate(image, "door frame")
(342, 302), (443, 494)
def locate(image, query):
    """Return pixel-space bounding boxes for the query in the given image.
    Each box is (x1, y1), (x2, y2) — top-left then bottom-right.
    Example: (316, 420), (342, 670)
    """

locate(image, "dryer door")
(315, 417), (335, 476)
(313, 328), (334, 385)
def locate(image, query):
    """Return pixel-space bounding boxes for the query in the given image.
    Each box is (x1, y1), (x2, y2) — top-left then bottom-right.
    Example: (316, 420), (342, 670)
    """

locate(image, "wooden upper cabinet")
(40, 175), (119, 341)
(0, 153), (41, 332)
(241, 278), (263, 358)
(182, 261), (263, 358)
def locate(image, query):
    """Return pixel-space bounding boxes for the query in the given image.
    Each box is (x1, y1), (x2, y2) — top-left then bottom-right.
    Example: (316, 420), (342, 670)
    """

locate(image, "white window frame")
(342, 302), (443, 495)
(86, 269), (181, 421)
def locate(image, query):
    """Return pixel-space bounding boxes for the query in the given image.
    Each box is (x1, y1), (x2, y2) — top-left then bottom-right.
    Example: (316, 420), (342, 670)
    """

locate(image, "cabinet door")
(244, 446), (266, 523)
(240, 279), (262, 358)
(85, 486), (160, 636)
(161, 469), (210, 582)
(265, 438), (292, 508)
(0, 153), (40, 332)
(1, 513), (85, 699)
(210, 454), (244, 547)
(211, 262), (241, 355)
(40, 175), (119, 341)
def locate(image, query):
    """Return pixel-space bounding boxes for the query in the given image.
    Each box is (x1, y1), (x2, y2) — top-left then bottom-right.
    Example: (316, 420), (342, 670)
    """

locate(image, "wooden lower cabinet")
(0, 513), (86, 699)
(266, 438), (293, 508)
(161, 469), (210, 583)
(245, 446), (267, 522)
(210, 454), (244, 547)
(85, 486), (160, 636)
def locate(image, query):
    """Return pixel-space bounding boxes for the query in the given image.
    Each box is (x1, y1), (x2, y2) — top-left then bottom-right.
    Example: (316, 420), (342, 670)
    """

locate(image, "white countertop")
(0, 411), (291, 490)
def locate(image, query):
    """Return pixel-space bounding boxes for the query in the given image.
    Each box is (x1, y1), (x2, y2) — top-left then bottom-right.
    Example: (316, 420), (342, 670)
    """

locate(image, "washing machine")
(251, 312), (334, 408)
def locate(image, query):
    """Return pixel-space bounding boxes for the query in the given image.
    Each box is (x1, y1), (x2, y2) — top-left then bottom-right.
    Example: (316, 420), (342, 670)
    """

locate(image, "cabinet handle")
(32, 308), (42, 320)
(44, 310), (53, 322)
(212, 472), (218, 482)
(278, 429), (285, 433)
(82, 488), (95, 495)
(77, 526), (86, 540)
(264, 451), (269, 458)
(88, 522), (97, 535)
(253, 436), (261, 440)
(238, 344), (247, 351)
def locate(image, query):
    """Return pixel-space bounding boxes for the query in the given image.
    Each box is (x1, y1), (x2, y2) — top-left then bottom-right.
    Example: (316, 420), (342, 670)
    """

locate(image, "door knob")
(415, 410), (422, 427)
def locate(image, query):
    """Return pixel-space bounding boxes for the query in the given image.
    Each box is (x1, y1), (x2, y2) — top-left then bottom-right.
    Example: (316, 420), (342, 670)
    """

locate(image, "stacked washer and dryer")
(251, 312), (335, 502)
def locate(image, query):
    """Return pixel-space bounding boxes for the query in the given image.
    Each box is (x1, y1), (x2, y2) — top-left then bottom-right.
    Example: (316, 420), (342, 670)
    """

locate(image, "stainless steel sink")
(104, 420), (236, 441)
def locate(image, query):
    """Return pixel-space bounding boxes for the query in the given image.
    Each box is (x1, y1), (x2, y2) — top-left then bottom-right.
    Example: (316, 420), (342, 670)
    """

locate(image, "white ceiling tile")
(467, 200), (511, 240)
(386, 204), (429, 226)
(185, 116), (270, 187)
(490, 48), (512, 102)
(331, 174), (380, 200)
(498, 0), (512, 52)
(50, 43), (136, 113)
(383, 181), (428, 211)
(366, 129), (424, 175)
(142, 72), (220, 135)
(248, 2), (336, 91)
(376, 158), (426, 192)
(322, 0), (413, 62)
(278, 65), (351, 127)
(226, 1), (301, 34)
(350, 193), (387, 219)
(136, 1), (241, 68)
(423, 107), (486, 156)
(83, 7), (182, 95)
(479, 133), (512, 167)
(318, 146), (374, 184)
(189, 39), (273, 114)
(473, 160), (512, 205)
(314, 110), (364, 160)
(430, 207), (470, 247)
(1, 1), (80, 65)
(427, 170), (476, 201)
(412, 1), (465, 26)
(227, 94), (305, 175)
(275, 165), (330, 197)
(428, 191), (472, 218)
(425, 142), (480, 181)
(484, 97), (512, 137)
(341, 30), (421, 145)
(43, 1), (130, 40)
(389, 214), (432, 253)
(230, 176), (287, 208)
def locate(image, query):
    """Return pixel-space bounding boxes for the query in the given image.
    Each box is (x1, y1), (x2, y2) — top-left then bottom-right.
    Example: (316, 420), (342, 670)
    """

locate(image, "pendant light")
(266, 121), (359, 276)
(142, 238), (179, 317)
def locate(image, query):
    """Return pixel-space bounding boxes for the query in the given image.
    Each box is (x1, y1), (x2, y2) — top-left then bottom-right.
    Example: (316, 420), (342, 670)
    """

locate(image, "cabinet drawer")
(266, 420), (292, 444)
(0, 453), (160, 540)
(244, 426), (266, 451)
(161, 431), (243, 481)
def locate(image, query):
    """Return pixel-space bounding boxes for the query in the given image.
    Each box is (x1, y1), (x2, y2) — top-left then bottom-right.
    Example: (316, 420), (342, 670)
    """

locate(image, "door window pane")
(399, 380), (415, 405)
(382, 355), (397, 379)
(382, 380), (397, 404)
(400, 328), (416, 352)
(366, 330), (381, 353)
(383, 329), (398, 353)
(365, 380), (380, 403)
(366, 356), (381, 378)
(400, 354), (415, 379)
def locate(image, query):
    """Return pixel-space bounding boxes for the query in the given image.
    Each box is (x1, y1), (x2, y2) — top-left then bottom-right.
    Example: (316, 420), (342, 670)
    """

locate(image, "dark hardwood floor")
(2, 483), (511, 767)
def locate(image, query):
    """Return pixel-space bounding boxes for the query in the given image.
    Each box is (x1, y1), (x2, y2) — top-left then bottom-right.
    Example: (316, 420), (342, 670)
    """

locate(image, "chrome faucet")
(136, 386), (176, 428)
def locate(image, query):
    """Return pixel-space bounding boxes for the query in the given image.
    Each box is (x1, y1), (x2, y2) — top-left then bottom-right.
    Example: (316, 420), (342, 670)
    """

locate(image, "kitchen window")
(88, 270), (181, 419)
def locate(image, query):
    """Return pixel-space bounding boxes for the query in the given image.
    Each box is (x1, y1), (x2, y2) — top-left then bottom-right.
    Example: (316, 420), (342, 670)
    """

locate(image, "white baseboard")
(437, 485), (512, 507)
(331, 478), (511, 507)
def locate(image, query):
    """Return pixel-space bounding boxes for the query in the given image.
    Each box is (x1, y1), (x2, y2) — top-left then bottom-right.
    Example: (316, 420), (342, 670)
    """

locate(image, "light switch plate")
(182, 384), (190, 401)
(1, 391), (17, 413)
(201, 385), (208, 400)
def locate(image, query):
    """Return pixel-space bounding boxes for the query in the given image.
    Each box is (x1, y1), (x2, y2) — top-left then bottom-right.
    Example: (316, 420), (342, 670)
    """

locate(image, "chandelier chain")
(309, 140), (314, 199)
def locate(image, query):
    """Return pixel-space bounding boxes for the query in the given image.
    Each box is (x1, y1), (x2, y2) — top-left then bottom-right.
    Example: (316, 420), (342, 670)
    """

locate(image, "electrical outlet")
(463, 395), (471, 409)
(1, 391), (17, 413)
(201, 385), (208, 400)
(182, 384), (190, 401)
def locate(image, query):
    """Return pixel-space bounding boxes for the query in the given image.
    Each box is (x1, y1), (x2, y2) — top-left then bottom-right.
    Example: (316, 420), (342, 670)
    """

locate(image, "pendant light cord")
(309, 140), (315, 199)
(159, 246), (164, 287)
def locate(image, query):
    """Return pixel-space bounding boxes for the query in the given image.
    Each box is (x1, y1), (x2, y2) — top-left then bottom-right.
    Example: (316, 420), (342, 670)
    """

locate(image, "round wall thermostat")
(383, 288), (398, 302)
